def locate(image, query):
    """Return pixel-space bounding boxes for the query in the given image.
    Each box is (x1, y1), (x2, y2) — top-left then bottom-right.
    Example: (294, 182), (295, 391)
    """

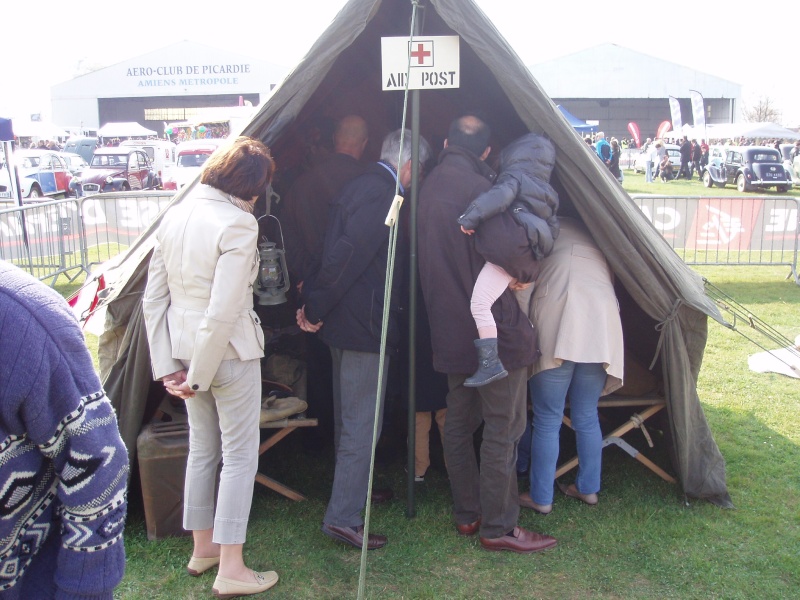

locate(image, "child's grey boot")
(464, 338), (508, 387)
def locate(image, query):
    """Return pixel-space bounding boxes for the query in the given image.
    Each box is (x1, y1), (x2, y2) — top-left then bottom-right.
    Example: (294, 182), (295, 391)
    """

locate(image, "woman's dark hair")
(201, 136), (275, 199)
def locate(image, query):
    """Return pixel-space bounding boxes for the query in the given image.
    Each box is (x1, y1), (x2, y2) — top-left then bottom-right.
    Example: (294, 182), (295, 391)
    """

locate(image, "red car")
(73, 147), (159, 197)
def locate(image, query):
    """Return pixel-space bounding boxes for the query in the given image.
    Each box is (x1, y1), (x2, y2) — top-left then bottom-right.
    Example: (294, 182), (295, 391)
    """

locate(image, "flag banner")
(657, 120), (672, 139)
(627, 122), (641, 148)
(668, 97), (682, 132)
(690, 90), (706, 130)
(0, 118), (14, 142)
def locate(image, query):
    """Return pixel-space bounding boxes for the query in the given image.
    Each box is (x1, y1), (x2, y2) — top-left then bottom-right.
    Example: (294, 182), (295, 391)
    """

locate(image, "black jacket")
(304, 162), (405, 353)
(457, 133), (559, 262)
(418, 146), (538, 375)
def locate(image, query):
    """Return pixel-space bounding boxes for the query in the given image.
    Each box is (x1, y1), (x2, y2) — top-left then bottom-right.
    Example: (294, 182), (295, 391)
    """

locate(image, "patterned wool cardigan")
(0, 262), (128, 599)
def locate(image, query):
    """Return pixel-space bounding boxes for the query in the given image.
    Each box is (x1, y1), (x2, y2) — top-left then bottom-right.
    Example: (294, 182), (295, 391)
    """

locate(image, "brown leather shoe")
(518, 492), (552, 515)
(455, 518), (481, 536)
(480, 526), (557, 554)
(370, 487), (394, 504)
(321, 523), (388, 550)
(557, 482), (598, 506)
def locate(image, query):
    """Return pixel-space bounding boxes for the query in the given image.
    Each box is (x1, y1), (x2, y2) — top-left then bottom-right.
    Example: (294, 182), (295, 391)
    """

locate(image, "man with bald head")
(283, 115), (369, 287)
(280, 115), (369, 451)
(418, 114), (557, 555)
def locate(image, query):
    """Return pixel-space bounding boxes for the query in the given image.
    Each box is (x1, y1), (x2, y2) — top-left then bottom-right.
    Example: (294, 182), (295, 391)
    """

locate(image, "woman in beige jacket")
(143, 137), (279, 598)
(518, 217), (624, 514)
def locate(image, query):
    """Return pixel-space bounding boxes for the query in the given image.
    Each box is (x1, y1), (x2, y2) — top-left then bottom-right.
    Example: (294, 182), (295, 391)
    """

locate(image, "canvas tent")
(91, 0), (732, 507)
(556, 105), (598, 133)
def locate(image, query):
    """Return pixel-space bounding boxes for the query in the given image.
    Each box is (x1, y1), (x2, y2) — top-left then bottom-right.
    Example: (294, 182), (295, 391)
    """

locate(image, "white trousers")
(182, 358), (261, 545)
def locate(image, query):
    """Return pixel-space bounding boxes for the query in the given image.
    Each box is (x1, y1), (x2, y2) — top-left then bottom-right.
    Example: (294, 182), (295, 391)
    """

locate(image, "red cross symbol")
(410, 42), (432, 65)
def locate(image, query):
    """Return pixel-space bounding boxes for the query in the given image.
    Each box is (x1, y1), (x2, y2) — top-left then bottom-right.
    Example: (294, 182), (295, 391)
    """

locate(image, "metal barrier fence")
(3, 192), (797, 286)
(631, 195), (800, 283)
(0, 191), (175, 285)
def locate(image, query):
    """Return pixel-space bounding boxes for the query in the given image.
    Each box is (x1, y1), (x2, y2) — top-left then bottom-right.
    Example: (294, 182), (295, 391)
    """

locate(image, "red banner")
(656, 120), (672, 139)
(627, 122), (641, 148)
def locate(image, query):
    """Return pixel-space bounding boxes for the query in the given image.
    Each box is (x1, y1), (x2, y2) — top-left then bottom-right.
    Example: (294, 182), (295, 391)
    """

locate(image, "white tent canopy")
(11, 120), (69, 140)
(704, 122), (800, 141)
(98, 122), (157, 138)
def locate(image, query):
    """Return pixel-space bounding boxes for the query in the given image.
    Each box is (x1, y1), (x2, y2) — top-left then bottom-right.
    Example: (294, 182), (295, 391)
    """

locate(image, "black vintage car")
(702, 146), (793, 193)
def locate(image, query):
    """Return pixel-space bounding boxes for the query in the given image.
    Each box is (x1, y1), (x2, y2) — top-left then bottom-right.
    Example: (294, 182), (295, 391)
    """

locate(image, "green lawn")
(98, 264), (800, 600)
(54, 177), (800, 599)
(622, 168), (800, 198)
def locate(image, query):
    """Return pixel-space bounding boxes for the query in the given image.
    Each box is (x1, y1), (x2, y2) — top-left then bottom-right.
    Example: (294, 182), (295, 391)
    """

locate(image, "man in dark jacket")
(679, 136), (693, 180)
(279, 115), (369, 447)
(281, 115), (369, 287)
(418, 115), (556, 554)
(297, 129), (431, 551)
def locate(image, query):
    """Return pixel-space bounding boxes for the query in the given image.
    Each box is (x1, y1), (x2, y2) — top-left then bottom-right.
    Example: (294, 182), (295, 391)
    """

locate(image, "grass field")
(109, 281), (799, 599)
(52, 173), (800, 599)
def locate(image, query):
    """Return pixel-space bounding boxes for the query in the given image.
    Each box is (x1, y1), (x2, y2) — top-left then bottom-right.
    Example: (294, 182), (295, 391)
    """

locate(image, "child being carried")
(457, 132), (560, 387)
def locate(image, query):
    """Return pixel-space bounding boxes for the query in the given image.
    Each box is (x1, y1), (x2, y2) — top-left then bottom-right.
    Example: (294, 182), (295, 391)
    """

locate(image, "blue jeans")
(528, 361), (606, 505)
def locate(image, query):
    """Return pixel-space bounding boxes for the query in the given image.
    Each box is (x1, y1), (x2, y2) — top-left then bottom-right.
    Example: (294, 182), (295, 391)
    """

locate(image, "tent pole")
(406, 7), (423, 520)
(406, 86), (420, 518)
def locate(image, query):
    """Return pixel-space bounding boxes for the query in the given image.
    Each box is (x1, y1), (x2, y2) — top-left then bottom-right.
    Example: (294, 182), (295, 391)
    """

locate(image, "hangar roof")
(51, 40), (289, 100)
(529, 44), (741, 100)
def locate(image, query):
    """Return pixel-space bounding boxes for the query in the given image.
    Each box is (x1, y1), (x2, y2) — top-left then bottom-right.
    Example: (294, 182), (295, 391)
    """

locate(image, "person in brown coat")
(418, 114), (556, 555)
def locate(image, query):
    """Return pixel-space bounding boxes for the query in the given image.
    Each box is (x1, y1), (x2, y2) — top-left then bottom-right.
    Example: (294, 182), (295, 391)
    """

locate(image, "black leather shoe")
(321, 523), (388, 550)
(370, 487), (393, 504)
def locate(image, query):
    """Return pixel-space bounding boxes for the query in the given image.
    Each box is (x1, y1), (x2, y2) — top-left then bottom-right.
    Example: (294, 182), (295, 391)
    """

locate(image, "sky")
(2, 0), (799, 127)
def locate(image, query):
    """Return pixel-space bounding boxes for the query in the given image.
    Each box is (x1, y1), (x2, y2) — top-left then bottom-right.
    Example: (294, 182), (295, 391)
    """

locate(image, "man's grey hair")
(380, 128), (432, 169)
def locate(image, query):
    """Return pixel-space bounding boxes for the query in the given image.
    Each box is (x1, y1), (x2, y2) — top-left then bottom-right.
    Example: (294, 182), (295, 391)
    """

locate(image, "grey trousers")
(444, 368), (528, 539)
(182, 358), (261, 545)
(323, 346), (389, 528)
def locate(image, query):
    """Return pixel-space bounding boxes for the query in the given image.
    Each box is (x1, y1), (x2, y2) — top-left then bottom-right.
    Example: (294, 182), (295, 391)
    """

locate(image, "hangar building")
(50, 41), (739, 144)
(51, 41), (289, 137)
(530, 44), (741, 142)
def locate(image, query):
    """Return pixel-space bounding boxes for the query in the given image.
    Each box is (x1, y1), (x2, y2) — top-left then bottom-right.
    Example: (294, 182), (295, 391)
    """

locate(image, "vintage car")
(162, 139), (225, 191)
(72, 147), (159, 197)
(0, 149), (72, 200)
(702, 146), (793, 193)
(631, 143), (681, 174)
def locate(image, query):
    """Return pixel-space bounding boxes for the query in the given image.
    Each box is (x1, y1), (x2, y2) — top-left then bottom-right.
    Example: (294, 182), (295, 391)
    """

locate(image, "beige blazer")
(143, 184), (265, 391)
(524, 217), (624, 395)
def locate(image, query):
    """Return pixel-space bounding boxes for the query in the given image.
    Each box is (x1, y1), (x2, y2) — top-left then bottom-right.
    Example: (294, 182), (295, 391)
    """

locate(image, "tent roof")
(556, 105), (598, 133)
(97, 0), (731, 506)
(705, 121), (800, 141)
(9, 120), (69, 139)
(97, 122), (157, 138)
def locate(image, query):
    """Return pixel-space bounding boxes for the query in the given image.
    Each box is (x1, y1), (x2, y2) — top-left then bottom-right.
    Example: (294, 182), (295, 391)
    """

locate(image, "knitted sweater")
(0, 262), (128, 599)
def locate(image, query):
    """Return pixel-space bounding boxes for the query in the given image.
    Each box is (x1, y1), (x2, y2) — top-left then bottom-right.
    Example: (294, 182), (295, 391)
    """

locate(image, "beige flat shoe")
(186, 555), (220, 576)
(212, 570), (279, 598)
(518, 492), (553, 515)
(557, 482), (598, 506)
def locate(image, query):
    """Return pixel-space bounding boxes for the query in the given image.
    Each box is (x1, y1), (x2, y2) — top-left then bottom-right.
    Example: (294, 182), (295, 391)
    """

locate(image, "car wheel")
(122, 183), (130, 191)
(777, 185), (788, 193)
(736, 174), (750, 193)
(703, 171), (713, 188)
(27, 185), (42, 199)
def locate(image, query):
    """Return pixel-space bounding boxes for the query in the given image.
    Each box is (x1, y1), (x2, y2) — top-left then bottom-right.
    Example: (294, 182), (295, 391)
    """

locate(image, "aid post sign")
(381, 36), (460, 91)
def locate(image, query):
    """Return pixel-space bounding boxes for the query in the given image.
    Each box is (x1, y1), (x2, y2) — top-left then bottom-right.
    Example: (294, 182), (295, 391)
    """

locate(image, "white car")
(631, 143), (680, 174)
(162, 139), (226, 191)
